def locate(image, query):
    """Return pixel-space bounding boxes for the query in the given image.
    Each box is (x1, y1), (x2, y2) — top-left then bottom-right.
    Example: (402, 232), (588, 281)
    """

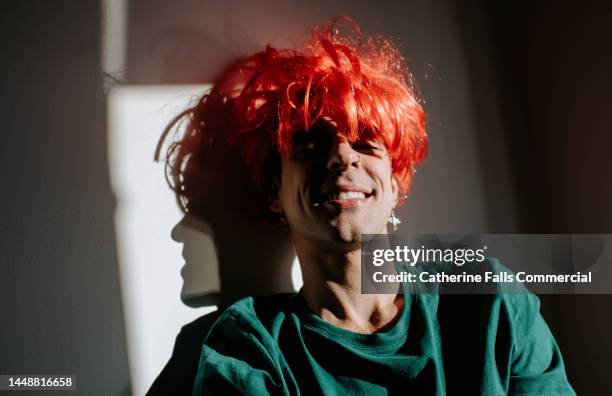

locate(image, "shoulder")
(193, 293), (297, 395)
(429, 257), (546, 340)
(203, 292), (296, 350)
(479, 257), (542, 328)
(434, 259), (574, 394)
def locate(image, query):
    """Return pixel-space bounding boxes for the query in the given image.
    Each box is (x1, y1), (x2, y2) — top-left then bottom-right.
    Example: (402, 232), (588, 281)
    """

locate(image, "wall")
(0, 1), (131, 394)
(489, 2), (612, 393)
(2, 0), (611, 394)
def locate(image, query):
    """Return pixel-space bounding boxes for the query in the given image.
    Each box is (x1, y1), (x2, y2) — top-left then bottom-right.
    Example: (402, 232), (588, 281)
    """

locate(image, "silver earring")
(388, 209), (401, 231)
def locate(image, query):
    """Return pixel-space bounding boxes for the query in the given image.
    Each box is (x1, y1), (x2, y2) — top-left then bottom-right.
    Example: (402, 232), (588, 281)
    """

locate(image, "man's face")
(272, 119), (398, 248)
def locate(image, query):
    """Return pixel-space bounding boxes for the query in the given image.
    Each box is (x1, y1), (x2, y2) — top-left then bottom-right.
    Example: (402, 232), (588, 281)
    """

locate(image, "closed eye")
(352, 143), (382, 154)
(292, 140), (319, 158)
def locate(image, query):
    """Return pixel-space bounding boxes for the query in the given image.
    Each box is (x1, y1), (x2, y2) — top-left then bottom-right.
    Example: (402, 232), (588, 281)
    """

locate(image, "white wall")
(107, 86), (221, 394)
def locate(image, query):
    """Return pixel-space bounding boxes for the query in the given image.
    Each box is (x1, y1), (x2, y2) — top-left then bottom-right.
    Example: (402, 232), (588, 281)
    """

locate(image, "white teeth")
(332, 191), (366, 200)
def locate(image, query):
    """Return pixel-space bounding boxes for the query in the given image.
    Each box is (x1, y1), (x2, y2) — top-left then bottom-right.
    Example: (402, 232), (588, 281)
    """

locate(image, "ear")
(391, 176), (400, 206)
(268, 177), (284, 214)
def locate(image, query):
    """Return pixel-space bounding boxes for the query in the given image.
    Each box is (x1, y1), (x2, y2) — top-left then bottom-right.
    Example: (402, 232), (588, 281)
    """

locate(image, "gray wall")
(0, 1), (131, 395)
(488, 3), (612, 394)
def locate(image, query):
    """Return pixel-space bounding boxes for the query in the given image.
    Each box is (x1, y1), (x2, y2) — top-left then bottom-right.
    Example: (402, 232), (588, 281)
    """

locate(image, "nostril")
(329, 161), (342, 170)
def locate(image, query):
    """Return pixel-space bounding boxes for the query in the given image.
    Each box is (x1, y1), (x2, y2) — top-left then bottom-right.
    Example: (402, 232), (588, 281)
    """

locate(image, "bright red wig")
(156, 17), (427, 225)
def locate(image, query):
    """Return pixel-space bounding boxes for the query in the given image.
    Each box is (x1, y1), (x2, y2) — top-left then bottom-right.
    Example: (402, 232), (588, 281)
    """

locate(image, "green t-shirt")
(193, 276), (574, 395)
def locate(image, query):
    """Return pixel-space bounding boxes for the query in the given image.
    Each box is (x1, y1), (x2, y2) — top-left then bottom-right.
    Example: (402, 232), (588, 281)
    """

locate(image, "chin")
(327, 222), (368, 244)
(319, 215), (387, 246)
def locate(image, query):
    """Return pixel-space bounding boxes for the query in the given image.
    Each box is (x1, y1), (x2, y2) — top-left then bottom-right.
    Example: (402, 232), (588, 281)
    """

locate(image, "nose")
(326, 138), (361, 172)
(171, 216), (187, 242)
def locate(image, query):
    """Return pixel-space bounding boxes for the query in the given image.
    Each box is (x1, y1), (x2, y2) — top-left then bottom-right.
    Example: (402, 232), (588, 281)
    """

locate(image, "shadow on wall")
(171, 215), (222, 307)
(148, 130), (297, 394)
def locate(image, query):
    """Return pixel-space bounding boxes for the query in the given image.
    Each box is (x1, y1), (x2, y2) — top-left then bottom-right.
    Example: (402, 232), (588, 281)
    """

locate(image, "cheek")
(278, 163), (304, 208)
(278, 170), (293, 207)
(371, 162), (396, 201)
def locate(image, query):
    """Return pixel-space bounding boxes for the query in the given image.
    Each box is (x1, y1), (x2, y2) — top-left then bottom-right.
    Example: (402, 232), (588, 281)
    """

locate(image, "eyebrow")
(290, 128), (331, 147)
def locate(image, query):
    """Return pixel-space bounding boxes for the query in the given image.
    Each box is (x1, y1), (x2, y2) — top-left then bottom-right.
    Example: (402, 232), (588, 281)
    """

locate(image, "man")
(158, 18), (574, 395)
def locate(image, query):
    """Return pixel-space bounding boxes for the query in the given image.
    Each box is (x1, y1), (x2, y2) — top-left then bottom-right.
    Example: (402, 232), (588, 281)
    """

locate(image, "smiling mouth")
(313, 190), (374, 209)
(325, 191), (371, 200)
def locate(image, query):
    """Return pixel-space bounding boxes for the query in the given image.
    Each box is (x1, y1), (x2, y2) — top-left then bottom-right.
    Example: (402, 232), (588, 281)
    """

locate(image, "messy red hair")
(156, 17), (427, 225)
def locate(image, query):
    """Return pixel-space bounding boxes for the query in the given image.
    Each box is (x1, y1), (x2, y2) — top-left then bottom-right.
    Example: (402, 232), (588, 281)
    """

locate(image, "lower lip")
(321, 196), (370, 209)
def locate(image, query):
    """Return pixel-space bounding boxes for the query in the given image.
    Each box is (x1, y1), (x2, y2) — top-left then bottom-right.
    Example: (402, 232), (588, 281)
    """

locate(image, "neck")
(293, 233), (403, 334)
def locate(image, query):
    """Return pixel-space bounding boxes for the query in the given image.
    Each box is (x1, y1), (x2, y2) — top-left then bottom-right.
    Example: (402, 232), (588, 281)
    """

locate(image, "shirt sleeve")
(507, 294), (576, 396)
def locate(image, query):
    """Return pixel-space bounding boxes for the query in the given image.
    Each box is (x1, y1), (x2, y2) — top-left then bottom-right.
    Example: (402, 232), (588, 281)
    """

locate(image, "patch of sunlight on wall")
(107, 85), (217, 395)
